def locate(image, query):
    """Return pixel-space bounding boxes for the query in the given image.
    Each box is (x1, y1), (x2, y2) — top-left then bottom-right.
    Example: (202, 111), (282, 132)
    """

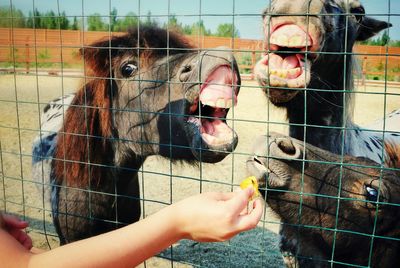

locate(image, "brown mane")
(384, 141), (400, 169)
(53, 27), (193, 188)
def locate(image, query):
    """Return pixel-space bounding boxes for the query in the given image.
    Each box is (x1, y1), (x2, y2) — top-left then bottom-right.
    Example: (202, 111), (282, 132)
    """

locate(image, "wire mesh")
(0, 0), (400, 267)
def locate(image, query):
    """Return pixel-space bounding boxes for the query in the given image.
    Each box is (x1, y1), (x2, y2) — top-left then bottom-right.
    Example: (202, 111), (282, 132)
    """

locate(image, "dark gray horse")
(32, 26), (241, 244)
(254, 0), (400, 164)
(247, 133), (400, 267)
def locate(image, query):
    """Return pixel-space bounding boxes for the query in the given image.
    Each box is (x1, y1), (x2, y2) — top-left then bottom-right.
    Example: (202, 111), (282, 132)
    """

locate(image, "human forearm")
(1, 188), (262, 267)
(29, 206), (181, 268)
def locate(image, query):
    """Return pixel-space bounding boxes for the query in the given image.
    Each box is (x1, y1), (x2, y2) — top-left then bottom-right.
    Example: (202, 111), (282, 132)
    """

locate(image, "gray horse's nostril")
(277, 139), (296, 156)
(254, 156), (263, 165)
(182, 65), (192, 73)
(179, 64), (194, 82)
(271, 138), (302, 160)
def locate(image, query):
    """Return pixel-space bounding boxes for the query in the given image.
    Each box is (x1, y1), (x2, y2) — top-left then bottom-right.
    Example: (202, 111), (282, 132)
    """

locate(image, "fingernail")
(247, 186), (254, 194)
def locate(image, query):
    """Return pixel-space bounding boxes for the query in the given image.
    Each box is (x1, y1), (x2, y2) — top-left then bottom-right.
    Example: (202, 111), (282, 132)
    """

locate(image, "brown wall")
(0, 28), (399, 76)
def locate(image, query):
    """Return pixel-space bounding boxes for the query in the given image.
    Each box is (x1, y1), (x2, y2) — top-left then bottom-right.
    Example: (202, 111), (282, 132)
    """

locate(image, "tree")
(215, 23), (239, 38)
(26, 11), (34, 28)
(59, 11), (70, 30)
(188, 20), (211, 36)
(42, 11), (57, 29)
(182, 24), (192, 35)
(142, 11), (158, 27)
(0, 6), (26, 28)
(34, 9), (43, 28)
(165, 15), (184, 33)
(71, 16), (79, 30)
(109, 7), (117, 31)
(113, 12), (139, 32)
(380, 30), (390, 46)
(87, 13), (108, 31)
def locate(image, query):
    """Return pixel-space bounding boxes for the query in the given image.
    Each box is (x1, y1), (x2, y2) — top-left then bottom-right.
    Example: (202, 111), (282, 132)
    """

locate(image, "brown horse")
(32, 26), (241, 244)
(247, 133), (400, 267)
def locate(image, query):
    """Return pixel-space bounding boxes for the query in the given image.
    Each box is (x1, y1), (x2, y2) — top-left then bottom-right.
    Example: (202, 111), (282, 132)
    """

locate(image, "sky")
(1, 0), (399, 40)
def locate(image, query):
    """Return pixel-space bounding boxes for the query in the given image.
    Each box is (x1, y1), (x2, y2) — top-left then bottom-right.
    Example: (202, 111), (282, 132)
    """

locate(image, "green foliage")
(0, 5), (236, 38)
(165, 15), (184, 33)
(113, 12), (139, 32)
(184, 20), (212, 36)
(38, 49), (51, 60)
(71, 17), (79, 30)
(215, 23), (239, 38)
(141, 11), (159, 28)
(59, 11), (70, 30)
(25, 9), (71, 30)
(0, 6), (26, 28)
(87, 13), (108, 31)
(359, 30), (400, 47)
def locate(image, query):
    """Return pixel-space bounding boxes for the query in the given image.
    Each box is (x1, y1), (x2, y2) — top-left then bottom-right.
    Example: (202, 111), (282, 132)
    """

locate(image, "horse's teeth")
(201, 99), (232, 109)
(289, 35), (303, 47)
(270, 34), (310, 47)
(277, 35), (289, 46)
(201, 100), (214, 107)
(288, 68), (299, 76)
(215, 99), (226, 108)
(270, 36), (277, 46)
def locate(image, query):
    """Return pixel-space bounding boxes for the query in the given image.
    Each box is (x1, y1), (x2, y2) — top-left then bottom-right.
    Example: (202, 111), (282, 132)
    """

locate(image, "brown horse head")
(49, 27), (240, 243)
(254, 0), (391, 105)
(54, 27), (240, 188)
(247, 133), (400, 267)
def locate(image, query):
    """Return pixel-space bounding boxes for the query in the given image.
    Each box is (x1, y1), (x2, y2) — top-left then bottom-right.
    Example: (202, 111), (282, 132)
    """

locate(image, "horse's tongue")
(268, 54), (299, 69)
(200, 66), (237, 108)
(282, 55), (300, 69)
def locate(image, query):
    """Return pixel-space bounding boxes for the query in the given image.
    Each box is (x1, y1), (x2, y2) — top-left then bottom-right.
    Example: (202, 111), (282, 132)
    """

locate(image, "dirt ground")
(0, 72), (399, 267)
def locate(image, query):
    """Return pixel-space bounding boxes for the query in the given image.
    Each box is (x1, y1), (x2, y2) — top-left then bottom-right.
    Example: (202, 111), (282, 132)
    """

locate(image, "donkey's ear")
(356, 17), (392, 41)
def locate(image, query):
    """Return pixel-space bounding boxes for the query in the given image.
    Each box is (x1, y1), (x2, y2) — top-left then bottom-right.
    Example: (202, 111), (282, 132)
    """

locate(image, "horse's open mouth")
(255, 23), (315, 103)
(187, 65), (239, 149)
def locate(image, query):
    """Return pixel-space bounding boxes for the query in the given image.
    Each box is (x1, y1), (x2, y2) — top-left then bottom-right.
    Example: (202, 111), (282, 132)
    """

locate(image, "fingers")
(236, 198), (264, 231)
(226, 187), (255, 214)
(3, 214), (29, 229)
(8, 228), (33, 250)
(21, 233), (33, 250)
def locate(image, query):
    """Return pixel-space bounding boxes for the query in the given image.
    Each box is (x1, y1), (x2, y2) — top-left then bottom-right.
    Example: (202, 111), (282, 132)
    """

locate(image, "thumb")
(227, 187), (254, 214)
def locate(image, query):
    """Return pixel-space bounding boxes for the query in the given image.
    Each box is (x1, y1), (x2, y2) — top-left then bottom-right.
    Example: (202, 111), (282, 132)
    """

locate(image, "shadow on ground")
(160, 227), (284, 267)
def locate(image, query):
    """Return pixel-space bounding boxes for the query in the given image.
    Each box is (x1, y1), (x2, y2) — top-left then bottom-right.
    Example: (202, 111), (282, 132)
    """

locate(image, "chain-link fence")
(1, 0), (399, 267)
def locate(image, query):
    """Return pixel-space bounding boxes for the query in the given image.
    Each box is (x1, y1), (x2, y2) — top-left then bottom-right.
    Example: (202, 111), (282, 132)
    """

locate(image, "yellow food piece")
(240, 176), (260, 200)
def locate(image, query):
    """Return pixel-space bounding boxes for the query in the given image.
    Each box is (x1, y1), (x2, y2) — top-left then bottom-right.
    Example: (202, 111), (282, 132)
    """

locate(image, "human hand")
(1, 213), (33, 250)
(172, 187), (264, 242)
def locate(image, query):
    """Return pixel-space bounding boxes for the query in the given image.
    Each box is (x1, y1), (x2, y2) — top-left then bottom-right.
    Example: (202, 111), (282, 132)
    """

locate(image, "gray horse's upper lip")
(185, 65), (239, 148)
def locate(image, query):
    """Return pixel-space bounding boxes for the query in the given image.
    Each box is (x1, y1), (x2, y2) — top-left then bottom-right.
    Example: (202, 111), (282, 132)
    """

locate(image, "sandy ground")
(0, 72), (399, 267)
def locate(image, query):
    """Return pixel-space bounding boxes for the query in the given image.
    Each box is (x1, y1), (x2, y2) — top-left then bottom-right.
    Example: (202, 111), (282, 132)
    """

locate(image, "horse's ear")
(356, 17), (392, 41)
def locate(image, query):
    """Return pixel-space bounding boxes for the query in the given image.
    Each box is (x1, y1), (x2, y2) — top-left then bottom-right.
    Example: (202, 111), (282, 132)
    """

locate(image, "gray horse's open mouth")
(255, 23), (316, 103)
(187, 65), (239, 148)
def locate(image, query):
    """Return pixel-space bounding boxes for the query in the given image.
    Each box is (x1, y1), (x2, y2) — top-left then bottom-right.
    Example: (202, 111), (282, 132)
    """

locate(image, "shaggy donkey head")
(255, 0), (391, 105)
(247, 133), (400, 267)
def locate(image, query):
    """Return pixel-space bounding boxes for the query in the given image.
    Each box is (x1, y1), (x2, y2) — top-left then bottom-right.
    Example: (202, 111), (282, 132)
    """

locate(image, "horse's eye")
(365, 185), (378, 204)
(121, 63), (137, 77)
(351, 6), (365, 23)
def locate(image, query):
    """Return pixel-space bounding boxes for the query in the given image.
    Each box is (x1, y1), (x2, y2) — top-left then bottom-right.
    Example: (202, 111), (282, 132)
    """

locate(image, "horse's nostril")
(182, 65), (192, 73)
(254, 157), (263, 165)
(277, 139), (296, 156)
(179, 65), (193, 82)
